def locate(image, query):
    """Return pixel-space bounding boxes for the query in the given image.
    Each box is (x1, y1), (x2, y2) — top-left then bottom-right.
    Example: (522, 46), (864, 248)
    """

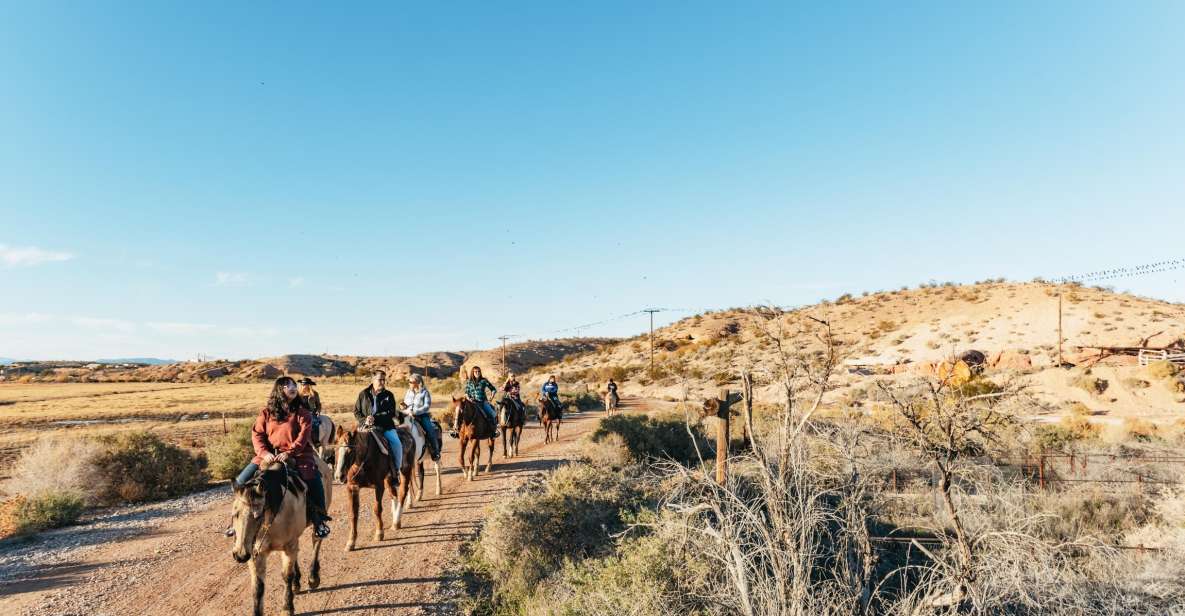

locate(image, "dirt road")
(1, 400), (648, 616)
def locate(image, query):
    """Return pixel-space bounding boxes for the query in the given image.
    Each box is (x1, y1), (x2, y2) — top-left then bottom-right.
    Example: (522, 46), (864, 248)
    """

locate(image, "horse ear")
(452, 396), (460, 402)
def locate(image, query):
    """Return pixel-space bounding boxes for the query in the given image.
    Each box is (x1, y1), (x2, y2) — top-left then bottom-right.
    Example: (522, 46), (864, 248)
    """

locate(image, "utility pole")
(643, 309), (661, 376)
(497, 335), (513, 378)
(1057, 290), (1064, 367)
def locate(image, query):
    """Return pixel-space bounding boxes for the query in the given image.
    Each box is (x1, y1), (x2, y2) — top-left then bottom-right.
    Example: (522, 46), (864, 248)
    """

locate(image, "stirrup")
(314, 522), (331, 538)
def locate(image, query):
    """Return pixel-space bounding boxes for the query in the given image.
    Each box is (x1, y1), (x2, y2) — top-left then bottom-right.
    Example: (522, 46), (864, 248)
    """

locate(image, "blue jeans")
(382, 429), (403, 471)
(236, 462), (259, 485)
(481, 401), (498, 427)
(415, 414), (440, 459)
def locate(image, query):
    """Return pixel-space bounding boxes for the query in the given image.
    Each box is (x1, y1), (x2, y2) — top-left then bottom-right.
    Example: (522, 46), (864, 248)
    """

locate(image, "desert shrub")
(1147, 360), (1178, 380)
(93, 431), (208, 504)
(4, 437), (105, 505)
(1034, 489), (1156, 542)
(589, 413), (707, 466)
(593, 365), (632, 382)
(473, 463), (654, 609)
(1068, 402), (1092, 417)
(1035, 416), (1099, 450)
(566, 391), (603, 412)
(579, 432), (632, 470)
(3, 492), (86, 535)
(1122, 377), (1151, 390)
(427, 376), (462, 396)
(1069, 370), (1108, 395)
(205, 421), (254, 481)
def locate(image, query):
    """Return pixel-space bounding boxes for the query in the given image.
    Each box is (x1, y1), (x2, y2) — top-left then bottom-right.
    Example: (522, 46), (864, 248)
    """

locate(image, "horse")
(451, 397), (496, 480)
(605, 390), (620, 416)
(311, 415), (336, 463)
(498, 396), (526, 457)
(230, 459), (332, 616)
(333, 423), (415, 550)
(390, 413), (442, 530)
(537, 393), (563, 444)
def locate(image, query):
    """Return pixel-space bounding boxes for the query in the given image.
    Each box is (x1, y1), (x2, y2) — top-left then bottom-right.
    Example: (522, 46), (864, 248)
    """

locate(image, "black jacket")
(354, 387), (399, 431)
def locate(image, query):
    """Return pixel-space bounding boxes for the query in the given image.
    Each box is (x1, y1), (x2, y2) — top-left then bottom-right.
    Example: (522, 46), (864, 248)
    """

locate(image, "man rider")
(353, 370), (402, 479)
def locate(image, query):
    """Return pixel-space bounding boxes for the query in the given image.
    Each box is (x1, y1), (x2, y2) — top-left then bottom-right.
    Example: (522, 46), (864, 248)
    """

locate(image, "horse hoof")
(346, 543), (355, 551)
(308, 576), (320, 590)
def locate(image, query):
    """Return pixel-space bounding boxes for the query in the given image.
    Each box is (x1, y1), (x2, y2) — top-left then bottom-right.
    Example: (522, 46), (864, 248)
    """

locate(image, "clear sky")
(2, 2), (1183, 360)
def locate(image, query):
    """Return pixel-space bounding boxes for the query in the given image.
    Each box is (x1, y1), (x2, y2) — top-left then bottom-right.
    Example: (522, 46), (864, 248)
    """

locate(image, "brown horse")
(333, 424), (415, 550)
(451, 397), (496, 480)
(498, 396), (526, 458)
(537, 393), (563, 444)
(230, 459), (332, 616)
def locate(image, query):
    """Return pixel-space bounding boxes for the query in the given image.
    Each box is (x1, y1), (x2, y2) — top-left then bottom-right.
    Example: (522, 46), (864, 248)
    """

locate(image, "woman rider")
(503, 373), (525, 416)
(232, 376), (331, 538)
(298, 377), (323, 436)
(542, 374), (561, 412)
(403, 373), (440, 461)
(456, 366), (498, 437)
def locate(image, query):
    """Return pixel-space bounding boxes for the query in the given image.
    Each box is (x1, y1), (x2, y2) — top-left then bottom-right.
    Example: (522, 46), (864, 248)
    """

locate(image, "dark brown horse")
(537, 393), (563, 444)
(498, 396), (526, 458)
(451, 397), (496, 480)
(333, 424), (415, 550)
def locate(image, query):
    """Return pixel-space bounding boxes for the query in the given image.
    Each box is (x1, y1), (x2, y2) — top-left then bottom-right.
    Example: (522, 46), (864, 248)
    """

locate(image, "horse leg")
(308, 533), (323, 590)
(250, 551), (267, 616)
(281, 544), (298, 616)
(502, 430), (509, 458)
(415, 461), (425, 502)
(346, 486), (359, 551)
(485, 438), (494, 474)
(433, 459), (442, 496)
(374, 481), (386, 542)
(458, 437), (469, 481)
(393, 468), (410, 530)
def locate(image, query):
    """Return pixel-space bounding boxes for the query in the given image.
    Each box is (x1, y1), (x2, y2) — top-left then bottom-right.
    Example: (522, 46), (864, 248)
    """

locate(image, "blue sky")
(2, 2), (1183, 360)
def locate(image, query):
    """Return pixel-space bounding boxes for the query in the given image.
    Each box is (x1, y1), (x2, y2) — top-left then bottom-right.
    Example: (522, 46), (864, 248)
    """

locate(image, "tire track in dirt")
(2, 398), (657, 616)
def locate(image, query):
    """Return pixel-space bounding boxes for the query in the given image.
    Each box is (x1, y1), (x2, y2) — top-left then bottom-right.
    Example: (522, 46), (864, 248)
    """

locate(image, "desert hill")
(527, 282), (1185, 424)
(0, 338), (613, 384)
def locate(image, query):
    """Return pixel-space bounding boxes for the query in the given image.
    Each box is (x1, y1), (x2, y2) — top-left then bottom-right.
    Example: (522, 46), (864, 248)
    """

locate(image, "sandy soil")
(0, 398), (651, 616)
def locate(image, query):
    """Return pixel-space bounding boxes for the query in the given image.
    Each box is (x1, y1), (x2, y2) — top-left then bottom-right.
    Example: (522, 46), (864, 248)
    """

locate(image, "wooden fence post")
(740, 370), (754, 450)
(703, 388), (737, 486)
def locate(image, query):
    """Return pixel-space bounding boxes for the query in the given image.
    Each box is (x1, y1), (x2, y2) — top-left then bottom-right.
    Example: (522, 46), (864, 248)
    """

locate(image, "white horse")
(312, 414), (336, 463)
(391, 412), (442, 529)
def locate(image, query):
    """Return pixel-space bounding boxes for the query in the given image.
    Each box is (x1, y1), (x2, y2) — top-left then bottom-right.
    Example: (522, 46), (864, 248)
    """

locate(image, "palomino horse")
(333, 424), (415, 550)
(605, 391), (620, 415)
(230, 459), (332, 616)
(498, 397), (526, 458)
(390, 413), (442, 530)
(311, 415), (336, 462)
(451, 397), (496, 480)
(537, 394), (563, 444)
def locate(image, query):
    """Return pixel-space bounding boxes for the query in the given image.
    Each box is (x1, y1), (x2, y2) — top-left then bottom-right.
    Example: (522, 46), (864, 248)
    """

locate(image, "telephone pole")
(497, 335), (513, 378)
(643, 309), (661, 375)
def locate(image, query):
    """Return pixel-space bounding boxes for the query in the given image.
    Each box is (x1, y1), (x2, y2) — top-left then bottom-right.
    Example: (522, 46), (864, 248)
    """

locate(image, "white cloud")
(0, 312), (53, 326)
(147, 322), (216, 335)
(289, 277), (305, 288)
(71, 316), (136, 333)
(0, 244), (73, 268)
(226, 326), (280, 338)
(214, 272), (249, 286)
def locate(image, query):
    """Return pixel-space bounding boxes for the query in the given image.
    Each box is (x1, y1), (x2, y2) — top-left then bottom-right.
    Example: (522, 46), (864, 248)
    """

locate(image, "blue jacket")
(542, 381), (559, 397)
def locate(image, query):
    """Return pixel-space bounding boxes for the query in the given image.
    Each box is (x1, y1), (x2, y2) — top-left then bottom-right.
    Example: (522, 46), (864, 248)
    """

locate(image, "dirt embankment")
(0, 398), (656, 616)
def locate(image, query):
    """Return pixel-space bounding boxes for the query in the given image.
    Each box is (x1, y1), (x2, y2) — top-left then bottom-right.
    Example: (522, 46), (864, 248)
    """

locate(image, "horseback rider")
(402, 373), (440, 461)
(455, 366), (499, 437)
(502, 373), (525, 416)
(231, 376), (331, 538)
(606, 378), (619, 399)
(298, 377), (323, 436)
(353, 370), (403, 480)
(542, 374), (562, 412)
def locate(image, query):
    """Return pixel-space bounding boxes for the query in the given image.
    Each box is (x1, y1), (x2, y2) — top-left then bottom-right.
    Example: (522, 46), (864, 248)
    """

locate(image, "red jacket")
(251, 406), (318, 479)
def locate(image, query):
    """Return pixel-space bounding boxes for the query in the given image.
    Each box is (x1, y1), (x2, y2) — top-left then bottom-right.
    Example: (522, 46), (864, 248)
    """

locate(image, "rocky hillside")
(0, 339), (613, 384)
(528, 282), (1185, 423)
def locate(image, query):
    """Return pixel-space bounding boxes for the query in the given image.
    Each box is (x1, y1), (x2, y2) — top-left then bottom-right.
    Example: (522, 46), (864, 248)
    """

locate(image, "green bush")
(206, 422), (254, 481)
(589, 413), (707, 466)
(94, 431), (208, 504)
(11, 491), (85, 535)
(474, 463), (655, 609)
(566, 391), (603, 412)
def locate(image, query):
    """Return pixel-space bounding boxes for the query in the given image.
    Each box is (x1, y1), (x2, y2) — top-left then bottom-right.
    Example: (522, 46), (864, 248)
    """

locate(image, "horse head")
(230, 464), (284, 563)
(333, 427), (362, 484)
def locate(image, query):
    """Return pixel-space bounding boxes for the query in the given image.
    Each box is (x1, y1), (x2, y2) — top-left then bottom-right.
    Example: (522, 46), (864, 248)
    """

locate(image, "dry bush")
(205, 421), (254, 481)
(1069, 370), (1109, 396)
(4, 437), (105, 504)
(1147, 360), (1178, 381)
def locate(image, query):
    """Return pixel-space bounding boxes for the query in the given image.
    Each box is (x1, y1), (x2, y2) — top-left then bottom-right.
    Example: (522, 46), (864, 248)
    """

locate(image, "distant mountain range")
(0, 358), (15, 365)
(92, 358), (178, 365)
